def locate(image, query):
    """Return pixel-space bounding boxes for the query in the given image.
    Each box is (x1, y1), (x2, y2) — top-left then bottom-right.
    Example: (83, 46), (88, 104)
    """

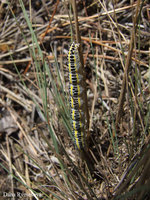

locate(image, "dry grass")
(0, 0), (150, 199)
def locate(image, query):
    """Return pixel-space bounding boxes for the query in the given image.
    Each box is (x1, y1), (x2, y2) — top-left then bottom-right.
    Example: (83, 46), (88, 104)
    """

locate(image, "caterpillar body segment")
(69, 84), (83, 97)
(72, 120), (84, 131)
(73, 129), (85, 150)
(69, 72), (83, 85)
(69, 96), (83, 110)
(68, 56), (80, 73)
(71, 108), (84, 121)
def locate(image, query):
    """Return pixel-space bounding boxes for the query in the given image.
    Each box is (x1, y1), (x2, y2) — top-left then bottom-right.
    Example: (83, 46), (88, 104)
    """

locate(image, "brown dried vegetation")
(0, 0), (150, 199)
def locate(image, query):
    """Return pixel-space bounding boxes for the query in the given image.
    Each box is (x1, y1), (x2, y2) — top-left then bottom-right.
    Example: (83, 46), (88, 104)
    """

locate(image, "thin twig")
(115, 0), (142, 126)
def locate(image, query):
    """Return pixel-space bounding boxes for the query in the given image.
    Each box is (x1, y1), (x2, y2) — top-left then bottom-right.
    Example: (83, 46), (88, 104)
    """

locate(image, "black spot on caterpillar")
(68, 42), (85, 150)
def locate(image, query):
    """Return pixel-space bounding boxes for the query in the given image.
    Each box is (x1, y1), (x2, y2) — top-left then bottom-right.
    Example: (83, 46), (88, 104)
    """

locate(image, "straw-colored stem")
(71, 0), (90, 144)
(115, 0), (142, 127)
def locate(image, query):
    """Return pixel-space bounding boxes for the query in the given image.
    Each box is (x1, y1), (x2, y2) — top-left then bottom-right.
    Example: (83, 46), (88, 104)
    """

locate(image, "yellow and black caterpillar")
(68, 42), (85, 150)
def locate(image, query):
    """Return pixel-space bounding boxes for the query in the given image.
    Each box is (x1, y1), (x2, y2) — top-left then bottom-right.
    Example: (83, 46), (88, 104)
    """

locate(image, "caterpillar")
(68, 42), (85, 150)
